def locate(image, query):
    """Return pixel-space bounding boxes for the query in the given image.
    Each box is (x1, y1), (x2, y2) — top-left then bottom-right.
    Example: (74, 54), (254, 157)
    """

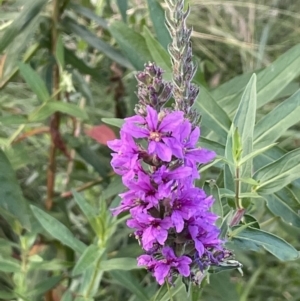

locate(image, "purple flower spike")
(107, 61), (226, 285)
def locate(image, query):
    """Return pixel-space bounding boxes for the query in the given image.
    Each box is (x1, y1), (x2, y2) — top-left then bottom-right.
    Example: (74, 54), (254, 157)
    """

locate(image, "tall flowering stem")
(165, 0), (200, 125)
(107, 0), (229, 286)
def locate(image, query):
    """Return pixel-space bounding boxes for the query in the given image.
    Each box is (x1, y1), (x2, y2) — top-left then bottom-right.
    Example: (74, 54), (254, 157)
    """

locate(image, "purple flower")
(152, 165), (192, 197)
(188, 214), (222, 256)
(169, 187), (206, 232)
(154, 247), (192, 285)
(107, 131), (140, 179)
(122, 106), (184, 162)
(177, 121), (216, 178)
(127, 213), (172, 250)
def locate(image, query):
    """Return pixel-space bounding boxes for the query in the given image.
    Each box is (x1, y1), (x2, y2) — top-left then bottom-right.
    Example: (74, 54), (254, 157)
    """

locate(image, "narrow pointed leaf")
(254, 148), (300, 194)
(0, 0), (47, 53)
(100, 258), (141, 271)
(18, 63), (50, 103)
(264, 194), (300, 228)
(0, 150), (30, 229)
(194, 88), (231, 144)
(63, 17), (131, 69)
(231, 227), (299, 261)
(254, 89), (300, 149)
(31, 206), (86, 254)
(109, 21), (153, 70)
(116, 0), (128, 22)
(143, 26), (172, 79)
(146, 0), (171, 50)
(111, 271), (149, 301)
(72, 245), (103, 276)
(102, 118), (124, 128)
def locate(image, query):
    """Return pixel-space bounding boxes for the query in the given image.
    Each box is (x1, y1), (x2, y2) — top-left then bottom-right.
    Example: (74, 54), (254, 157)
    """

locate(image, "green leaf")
(254, 148), (300, 194)
(102, 117), (124, 128)
(111, 271), (150, 301)
(203, 181), (223, 222)
(254, 89), (300, 149)
(143, 26), (172, 79)
(198, 137), (225, 157)
(100, 258), (141, 271)
(0, 149), (30, 229)
(232, 74), (256, 193)
(75, 146), (110, 178)
(215, 43), (300, 115)
(31, 206), (86, 254)
(72, 190), (96, 221)
(27, 275), (63, 297)
(231, 226), (299, 261)
(146, 0), (171, 50)
(72, 245), (103, 276)
(239, 143), (277, 166)
(116, 0), (128, 22)
(0, 115), (28, 125)
(264, 194), (300, 228)
(194, 88), (231, 144)
(18, 63), (50, 103)
(55, 35), (65, 68)
(68, 3), (108, 29)
(29, 101), (88, 122)
(0, 257), (21, 272)
(109, 21), (153, 70)
(0, 0), (47, 53)
(63, 17), (131, 69)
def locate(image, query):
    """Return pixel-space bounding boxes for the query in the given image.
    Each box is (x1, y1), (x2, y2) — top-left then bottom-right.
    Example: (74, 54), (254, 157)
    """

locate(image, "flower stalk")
(107, 0), (228, 285)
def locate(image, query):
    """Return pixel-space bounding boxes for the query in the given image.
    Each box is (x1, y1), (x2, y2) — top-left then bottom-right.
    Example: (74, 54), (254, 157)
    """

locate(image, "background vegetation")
(0, 0), (300, 300)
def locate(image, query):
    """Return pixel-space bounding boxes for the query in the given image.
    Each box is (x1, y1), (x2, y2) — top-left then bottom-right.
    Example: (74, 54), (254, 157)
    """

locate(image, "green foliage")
(0, 0), (300, 301)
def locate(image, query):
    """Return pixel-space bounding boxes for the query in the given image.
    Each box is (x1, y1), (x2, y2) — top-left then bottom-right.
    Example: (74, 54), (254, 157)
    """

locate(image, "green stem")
(166, 281), (174, 301)
(235, 166), (242, 209)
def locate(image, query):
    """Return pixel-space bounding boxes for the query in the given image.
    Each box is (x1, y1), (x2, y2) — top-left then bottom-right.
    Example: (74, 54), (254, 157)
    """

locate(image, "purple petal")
(171, 211), (184, 233)
(145, 106), (158, 131)
(154, 228), (168, 245)
(154, 142), (172, 162)
(161, 247), (175, 259)
(189, 126), (200, 146)
(154, 263), (170, 285)
(122, 123), (149, 139)
(163, 137), (183, 158)
(167, 166), (192, 180)
(177, 260), (191, 277)
(159, 111), (184, 132)
(186, 148), (216, 163)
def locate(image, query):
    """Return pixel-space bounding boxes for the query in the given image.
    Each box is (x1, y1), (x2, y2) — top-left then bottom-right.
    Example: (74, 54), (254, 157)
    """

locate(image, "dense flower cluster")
(108, 64), (225, 285)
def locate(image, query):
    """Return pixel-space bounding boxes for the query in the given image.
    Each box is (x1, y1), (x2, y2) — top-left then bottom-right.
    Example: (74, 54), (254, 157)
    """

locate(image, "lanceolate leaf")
(231, 227), (299, 261)
(146, 0), (171, 50)
(18, 62), (50, 103)
(111, 271), (150, 301)
(214, 43), (300, 115)
(143, 26), (172, 79)
(254, 89), (300, 149)
(68, 3), (108, 29)
(232, 74), (256, 191)
(100, 258), (141, 271)
(31, 206), (86, 254)
(116, 0), (128, 22)
(264, 192), (300, 228)
(0, 150), (30, 229)
(194, 88), (231, 144)
(109, 21), (153, 70)
(62, 17), (131, 69)
(254, 148), (300, 194)
(72, 245), (103, 276)
(102, 118), (124, 128)
(0, 0), (47, 53)
(29, 101), (88, 122)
